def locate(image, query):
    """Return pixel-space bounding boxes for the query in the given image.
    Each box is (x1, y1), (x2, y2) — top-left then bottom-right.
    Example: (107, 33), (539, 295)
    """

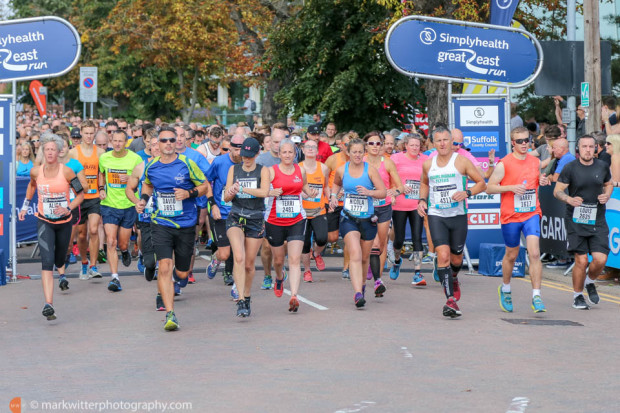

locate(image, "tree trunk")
(425, 79), (449, 129)
(262, 77), (286, 125)
(183, 66), (199, 124)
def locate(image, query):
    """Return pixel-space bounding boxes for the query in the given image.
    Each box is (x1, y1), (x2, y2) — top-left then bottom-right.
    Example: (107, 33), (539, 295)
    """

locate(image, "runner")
(551, 134), (613, 309)
(68, 120), (106, 280)
(197, 125), (224, 163)
(363, 131), (404, 296)
(137, 126), (209, 330)
(417, 127), (486, 318)
(487, 127), (546, 313)
(299, 140), (330, 282)
(329, 138), (387, 308)
(224, 137), (270, 317)
(18, 133), (85, 320)
(390, 133), (428, 285)
(99, 130), (143, 292)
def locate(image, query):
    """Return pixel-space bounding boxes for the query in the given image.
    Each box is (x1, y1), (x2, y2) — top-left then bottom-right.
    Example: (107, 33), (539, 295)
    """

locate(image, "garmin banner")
(0, 16), (80, 82)
(385, 16), (542, 87)
(490, 0), (521, 27)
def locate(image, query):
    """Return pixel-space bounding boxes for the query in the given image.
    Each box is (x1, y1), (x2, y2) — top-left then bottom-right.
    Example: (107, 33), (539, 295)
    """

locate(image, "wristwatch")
(466, 190), (472, 198)
(239, 185), (244, 194)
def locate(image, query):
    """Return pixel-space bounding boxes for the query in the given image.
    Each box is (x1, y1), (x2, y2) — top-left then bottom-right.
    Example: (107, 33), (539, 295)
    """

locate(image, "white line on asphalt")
(334, 401), (376, 413)
(283, 288), (329, 310)
(400, 346), (413, 358)
(506, 397), (529, 413)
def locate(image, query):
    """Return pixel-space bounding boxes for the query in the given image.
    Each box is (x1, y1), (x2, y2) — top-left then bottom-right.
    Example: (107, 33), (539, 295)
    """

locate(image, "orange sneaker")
(274, 277), (284, 298)
(313, 253), (326, 271)
(303, 270), (313, 283)
(289, 295), (299, 312)
(188, 272), (196, 284)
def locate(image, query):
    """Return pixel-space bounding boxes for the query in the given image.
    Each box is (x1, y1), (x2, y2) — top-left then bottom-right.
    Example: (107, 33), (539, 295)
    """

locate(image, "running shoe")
(231, 284), (239, 301)
(303, 270), (313, 283)
(421, 254), (433, 264)
(572, 294), (589, 310)
(236, 299), (248, 317)
(374, 279), (386, 297)
(532, 295), (546, 313)
(88, 266), (102, 279)
(188, 272), (196, 284)
(72, 243), (80, 257)
(411, 273), (427, 286)
(174, 282), (181, 296)
(283, 266), (288, 282)
(245, 297), (251, 317)
(342, 269), (350, 280)
(79, 263), (89, 280)
(442, 298), (462, 318)
(108, 278), (122, 292)
(173, 268), (188, 288)
(261, 275), (273, 290)
(58, 276), (69, 291)
(585, 283), (600, 305)
(207, 258), (220, 279)
(453, 277), (461, 301)
(144, 266), (156, 282)
(42, 303), (56, 320)
(289, 295), (300, 312)
(97, 249), (107, 264)
(313, 253), (326, 271)
(432, 256), (439, 282)
(137, 254), (145, 273)
(121, 250), (132, 267)
(354, 292), (366, 308)
(164, 311), (179, 331)
(546, 261), (569, 269)
(156, 294), (165, 311)
(389, 257), (402, 280)
(498, 286), (513, 312)
(387, 246), (395, 265)
(367, 266), (373, 281)
(199, 231), (208, 245)
(223, 272), (234, 286)
(274, 277), (284, 298)
(69, 252), (77, 264)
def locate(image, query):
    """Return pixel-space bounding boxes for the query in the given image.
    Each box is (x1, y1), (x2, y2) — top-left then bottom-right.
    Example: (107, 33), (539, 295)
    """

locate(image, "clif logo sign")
(468, 209), (500, 230)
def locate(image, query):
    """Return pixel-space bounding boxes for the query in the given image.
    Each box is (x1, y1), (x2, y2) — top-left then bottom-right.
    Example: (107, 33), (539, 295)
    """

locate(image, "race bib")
(373, 197), (387, 207)
(305, 183), (323, 203)
(86, 174), (98, 194)
(432, 184), (458, 209)
(157, 192), (183, 217)
(276, 195), (301, 218)
(573, 203), (597, 225)
(43, 195), (68, 219)
(405, 179), (420, 200)
(145, 197), (154, 214)
(344, 194), (369, 217)
(237, 178), (257, 199)
(108, 169), (128, 189)
(514, 189), (536, 213)
(220, 189), (232, 207)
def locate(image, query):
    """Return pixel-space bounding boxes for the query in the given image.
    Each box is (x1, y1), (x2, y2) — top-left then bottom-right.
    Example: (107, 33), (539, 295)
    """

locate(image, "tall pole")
(566, 0), (577, 152)
(10, 80), (16, 280)
(584, 0), (601, 134)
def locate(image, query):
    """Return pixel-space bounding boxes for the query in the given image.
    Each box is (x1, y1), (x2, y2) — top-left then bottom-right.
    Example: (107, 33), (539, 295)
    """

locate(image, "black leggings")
(392, 209), (424, 252)
(137, 221), (156, 271)
(38, 219), (73, 271)
(302, 215), (328, 254)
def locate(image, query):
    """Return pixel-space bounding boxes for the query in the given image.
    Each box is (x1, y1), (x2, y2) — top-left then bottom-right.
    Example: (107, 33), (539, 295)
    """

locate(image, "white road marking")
(400, 346), (413, 358)
(284, 288), (329, 310)
(334, 401), (376, 413)
(507, 397), (529, 413)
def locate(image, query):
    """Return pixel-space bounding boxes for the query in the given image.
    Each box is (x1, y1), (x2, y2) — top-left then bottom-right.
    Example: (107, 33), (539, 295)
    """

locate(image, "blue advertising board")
(605, 189), (620, 269)
(0, 98), (11, 284)
(385, 16), (542, 87)
(0, 16), (80, 82)
(490, 0), (521, 27)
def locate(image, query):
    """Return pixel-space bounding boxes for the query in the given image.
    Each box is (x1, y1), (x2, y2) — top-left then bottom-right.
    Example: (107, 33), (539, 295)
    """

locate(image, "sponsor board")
(467, 208), (501, 229)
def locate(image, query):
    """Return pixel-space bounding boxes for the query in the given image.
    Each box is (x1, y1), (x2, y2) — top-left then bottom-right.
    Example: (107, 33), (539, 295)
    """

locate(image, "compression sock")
(438, 267), (454, 299)
(370, 248), (381, 281)
(225, 254), (234, 274)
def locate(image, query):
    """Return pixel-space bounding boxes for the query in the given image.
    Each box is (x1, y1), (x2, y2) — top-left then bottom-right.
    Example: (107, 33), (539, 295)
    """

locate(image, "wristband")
(208, 196), (216, 207)
(239, 185), (244, 194)
(99, 186), (105, 191)
(188, 188), (199, 198)
(21, 198), (30, 211)
(330, 193), (337, 198)
(419, 198), (427, 204)
(395, 189), (401, 196)
(140, 193), (150, 203)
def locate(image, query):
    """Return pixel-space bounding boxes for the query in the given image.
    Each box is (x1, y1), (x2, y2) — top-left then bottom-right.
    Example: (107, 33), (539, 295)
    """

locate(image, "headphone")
(575, 135), (597, 155)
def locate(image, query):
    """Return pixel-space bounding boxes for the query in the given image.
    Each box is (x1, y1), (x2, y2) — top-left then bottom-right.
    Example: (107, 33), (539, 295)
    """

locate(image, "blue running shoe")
(389, 257), (402, 280)
(342, 269), (350, 279)
(137, 254), (145, 273)
(532, 295), (547, 313)
(174, 282), (181, 296)
(173, 268), (188, 288)
(432, 256), (439, 282)
(261, 275), (273, 290)
(421, 255), (433, 264)
(69, 252), (77, 264)
(164, 311), (179, 331)
(498, 286), (513, 312)
(412, 273), (427, 286)
(108, 278), (122, 292)
(207, 258), (220, 279)
(231, 283), (239, 301)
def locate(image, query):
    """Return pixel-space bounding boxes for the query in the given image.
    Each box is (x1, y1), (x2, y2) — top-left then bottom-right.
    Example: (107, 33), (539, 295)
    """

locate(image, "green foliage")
(269, 0), (425, 132)
(515, 84), (556, 123)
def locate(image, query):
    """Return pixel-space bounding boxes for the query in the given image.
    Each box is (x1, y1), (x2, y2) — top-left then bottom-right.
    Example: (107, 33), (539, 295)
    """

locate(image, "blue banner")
(490, 0), (521, 27)
(385, 17), (540, 86)
(16, 177), (38, 242)
(605, 188), (620, 269)
(0, 16), (80, 82)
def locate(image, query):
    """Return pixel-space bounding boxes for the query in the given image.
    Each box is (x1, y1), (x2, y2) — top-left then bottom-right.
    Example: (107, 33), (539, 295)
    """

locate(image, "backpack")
(250, 100), (257, 111)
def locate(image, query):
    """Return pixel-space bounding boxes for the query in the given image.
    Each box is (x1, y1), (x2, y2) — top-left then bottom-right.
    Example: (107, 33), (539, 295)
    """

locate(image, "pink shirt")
(390, 152), (428, 211)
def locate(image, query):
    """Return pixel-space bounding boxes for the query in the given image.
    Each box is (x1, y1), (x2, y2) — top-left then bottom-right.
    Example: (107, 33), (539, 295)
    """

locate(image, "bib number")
(344, 194), (369, 217)
(305, 183), (323, 203)
(276, 195), (301, 218)
(86, 174), (98, 194)
(573, 203), (597, 225)
(43, 196), (68, 219)
(432, 184), (458, 209)
(108, 169), (128, 189)
(237, 178), (257, 199)
(373, 197), (387, 207)
(514, 189), (536, 213)
(405, 179), (420, 200)
(157, 192), (183, 217)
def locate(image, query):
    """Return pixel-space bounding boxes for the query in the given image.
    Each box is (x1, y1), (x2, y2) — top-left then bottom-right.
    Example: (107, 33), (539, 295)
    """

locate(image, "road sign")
(80, 66), (98, 103)
(0, 16), (80, 83)
(385, 16), (543, 87)
(581, 82), (590, 108)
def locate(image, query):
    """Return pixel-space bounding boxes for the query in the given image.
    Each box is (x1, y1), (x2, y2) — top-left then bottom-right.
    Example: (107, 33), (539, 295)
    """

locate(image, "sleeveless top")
(266, 164), (306, 225)
(391, 151), (428, 212)
(365, 156), (391, 208)
(300, 161), (327, 218)
(76, 145), (100, 199)
(202, 142), (218, 163)
(499, 153), (542, 224)
(230, 163), (264, 219)
(341, 162), (374, 219)
(36, 164), (71, 224)
(328, 151), (348, 206)
(428, 153), (467, 217)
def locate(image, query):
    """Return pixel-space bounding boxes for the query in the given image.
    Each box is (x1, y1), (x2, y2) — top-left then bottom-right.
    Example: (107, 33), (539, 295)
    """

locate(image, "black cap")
(307, 124), (321, 134)
(70, 128), (82, 138)
(240, 137), (260, 157)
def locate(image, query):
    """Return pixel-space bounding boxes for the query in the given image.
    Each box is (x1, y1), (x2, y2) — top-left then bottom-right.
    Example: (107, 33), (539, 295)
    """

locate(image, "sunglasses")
(606, 142), (612, 146)
(452, 142), (464, 147)
(231, 143), (243, 148)
(513, 138), (530, 145)
(31, 139), (40, 143)
(367, 141), (382, 146)
(221, 147), (230, 152)
(159, 138), (177, 143)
